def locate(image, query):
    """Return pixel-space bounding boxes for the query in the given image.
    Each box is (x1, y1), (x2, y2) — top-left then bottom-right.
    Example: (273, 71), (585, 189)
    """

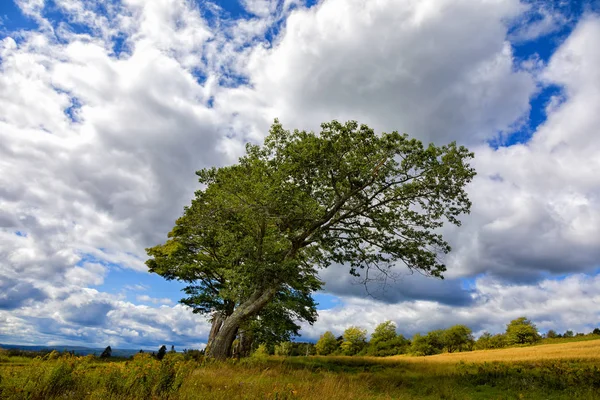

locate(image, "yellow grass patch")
(389, 338), (600, 363)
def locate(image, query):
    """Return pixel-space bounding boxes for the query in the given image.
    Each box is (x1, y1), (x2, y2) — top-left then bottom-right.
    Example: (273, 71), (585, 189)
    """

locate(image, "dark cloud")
(320, 265), (474, 307)
(62, 301), (114, 327)
(0, 279), (47, 310)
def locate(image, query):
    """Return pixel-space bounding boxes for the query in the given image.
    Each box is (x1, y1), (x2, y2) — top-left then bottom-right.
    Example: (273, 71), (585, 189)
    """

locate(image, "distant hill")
(0, 343), (155, 358)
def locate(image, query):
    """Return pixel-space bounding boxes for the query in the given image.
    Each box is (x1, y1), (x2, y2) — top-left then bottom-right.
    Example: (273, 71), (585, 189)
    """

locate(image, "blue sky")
(1, 0), (600, 349)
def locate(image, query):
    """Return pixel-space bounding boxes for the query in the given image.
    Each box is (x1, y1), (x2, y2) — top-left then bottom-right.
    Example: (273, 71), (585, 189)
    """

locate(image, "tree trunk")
(205, 314), (224, 355)
(238, 329), (253, 358)
(206, 285), (278, 360)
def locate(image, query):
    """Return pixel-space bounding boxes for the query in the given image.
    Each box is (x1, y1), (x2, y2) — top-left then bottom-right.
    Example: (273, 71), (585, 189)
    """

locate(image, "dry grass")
(3, 342), (600, 399)
(391, 338), (600, 363)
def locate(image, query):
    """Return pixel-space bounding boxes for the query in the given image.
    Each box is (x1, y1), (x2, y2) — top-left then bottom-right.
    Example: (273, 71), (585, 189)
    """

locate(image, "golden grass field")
(396, 339), (600, 363)
(2, 340), (600, 399)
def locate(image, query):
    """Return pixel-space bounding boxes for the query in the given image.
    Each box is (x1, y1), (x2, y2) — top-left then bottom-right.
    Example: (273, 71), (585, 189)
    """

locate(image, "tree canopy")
(367, 321), (409, 356)
(146, 119), (476, 359)
(316, 331), (339, 355)
(341, 326), (368, 355)
(505, 317), (541, 345)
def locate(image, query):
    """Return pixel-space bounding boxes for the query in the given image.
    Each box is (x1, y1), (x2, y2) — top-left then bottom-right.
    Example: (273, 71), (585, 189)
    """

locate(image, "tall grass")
(1, 340), (600, 399)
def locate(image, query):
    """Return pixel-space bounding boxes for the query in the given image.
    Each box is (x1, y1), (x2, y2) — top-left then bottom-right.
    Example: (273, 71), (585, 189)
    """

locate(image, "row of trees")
(306, 318), (600, 357)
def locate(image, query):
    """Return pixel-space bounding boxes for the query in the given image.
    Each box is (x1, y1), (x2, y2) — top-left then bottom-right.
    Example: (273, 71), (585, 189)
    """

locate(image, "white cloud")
(218, 0), (535, 146)
(444, 16), (600, 280)
(303, 273), (600, 340)
(136, 294), (174, 305)
(1, 0), (599, 347)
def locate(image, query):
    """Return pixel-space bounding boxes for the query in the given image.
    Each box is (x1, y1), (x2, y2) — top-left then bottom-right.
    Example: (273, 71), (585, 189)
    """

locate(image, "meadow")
(1, 339), (600, 399)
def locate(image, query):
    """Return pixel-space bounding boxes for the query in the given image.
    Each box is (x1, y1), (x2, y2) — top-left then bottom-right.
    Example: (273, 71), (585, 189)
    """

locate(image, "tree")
(316, 331), (339, 355)
(474, 332), (493, 350)
(341, 326), (367, 356)
(371, 321), (397, 344)
(368, 321), (409, 356)
(292, 342), (316, 356)
(546, 330), (559, 339)
(564, 330), (574, 338)
(146, 120), (476, 359)
(489, 334), (508, 349)
(100, 346), (112, 359)
(593, 328), (600, 335)
(505, 317), (541, 345)
(157, 345), (167, 361)
(441, 325), (474, 353)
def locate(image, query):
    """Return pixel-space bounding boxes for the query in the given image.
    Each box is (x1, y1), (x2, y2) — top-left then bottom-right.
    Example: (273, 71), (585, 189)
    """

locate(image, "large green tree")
(146, 120), (475, 359)
(505, 317), (541, 345)
(341, 326), (368, 355)
(441, 324), (474, 353)
(367, 321), (410, 356)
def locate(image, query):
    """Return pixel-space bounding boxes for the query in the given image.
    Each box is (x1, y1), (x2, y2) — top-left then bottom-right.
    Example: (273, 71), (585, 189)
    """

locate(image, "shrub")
(274, 342), (293, 356)
(251, 344), (270, 360)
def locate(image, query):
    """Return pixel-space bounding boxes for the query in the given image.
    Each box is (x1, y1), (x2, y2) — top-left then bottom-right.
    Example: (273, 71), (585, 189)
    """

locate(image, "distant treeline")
(252, 318), (600, 358)
(5, 318), (598, 362)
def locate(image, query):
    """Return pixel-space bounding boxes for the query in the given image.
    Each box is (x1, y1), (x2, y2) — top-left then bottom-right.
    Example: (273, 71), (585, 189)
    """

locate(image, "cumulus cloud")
(219, 0), (535, 145)
(1, 0), (599, 348)
(303, 273), (600, 340)
(444, 15), (600, 281)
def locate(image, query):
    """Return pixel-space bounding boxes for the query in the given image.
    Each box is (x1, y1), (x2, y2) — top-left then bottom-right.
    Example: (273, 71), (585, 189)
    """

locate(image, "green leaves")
(315, 331), (339, 356)
(506, 317), (541, 345)
(146, 119), (475, 339)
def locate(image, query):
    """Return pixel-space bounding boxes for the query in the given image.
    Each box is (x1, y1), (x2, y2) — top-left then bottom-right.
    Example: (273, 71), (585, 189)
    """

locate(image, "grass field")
(1, 340), (600, 399)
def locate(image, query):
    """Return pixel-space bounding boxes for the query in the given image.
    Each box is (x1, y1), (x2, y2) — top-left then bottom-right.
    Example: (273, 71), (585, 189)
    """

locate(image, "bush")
(183, 349), (204, 362)
(251, 344), (270, 360)
(274, 342), (293, 356)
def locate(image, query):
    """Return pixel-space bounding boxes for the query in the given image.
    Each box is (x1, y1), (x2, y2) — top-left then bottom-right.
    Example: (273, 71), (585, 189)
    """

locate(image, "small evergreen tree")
(100, 346), (112, 359)
(157, 345), (167, 360)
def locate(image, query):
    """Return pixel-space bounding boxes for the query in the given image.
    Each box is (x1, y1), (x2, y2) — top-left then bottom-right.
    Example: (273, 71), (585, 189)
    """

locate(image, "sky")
(1, 0), (600, 350)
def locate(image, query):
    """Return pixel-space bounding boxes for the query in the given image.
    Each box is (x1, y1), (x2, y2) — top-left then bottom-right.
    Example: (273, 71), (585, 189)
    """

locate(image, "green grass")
(1, 348), (600, 399)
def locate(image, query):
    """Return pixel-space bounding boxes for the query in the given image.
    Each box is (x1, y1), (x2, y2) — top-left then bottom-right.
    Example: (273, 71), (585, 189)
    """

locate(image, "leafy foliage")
(146, 119), (476, 358)
(316, 331), (339, 356)
(505, 317), (541, 345)
(367, 321), (409, 356)
(341, 326), (368, 356)
(441, 325), (474, 353)
(274, 342), (293, 356)
(410, 330), (444, 356)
